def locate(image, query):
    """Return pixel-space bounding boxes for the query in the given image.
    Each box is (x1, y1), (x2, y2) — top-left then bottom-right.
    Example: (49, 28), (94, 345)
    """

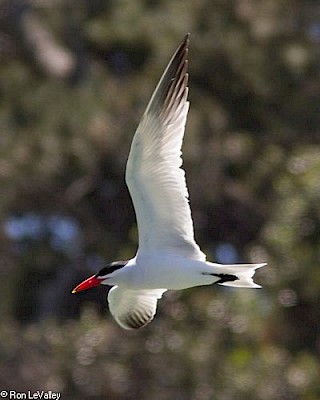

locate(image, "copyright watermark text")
(0, 391), (61, 400)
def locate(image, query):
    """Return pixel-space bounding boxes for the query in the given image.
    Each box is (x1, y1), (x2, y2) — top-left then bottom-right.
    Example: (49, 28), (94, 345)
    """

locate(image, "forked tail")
(208, 263), (267, 288)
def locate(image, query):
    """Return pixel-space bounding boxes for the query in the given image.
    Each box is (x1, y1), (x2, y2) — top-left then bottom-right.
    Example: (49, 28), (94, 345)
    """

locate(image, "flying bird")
(72, 34), (266, 330)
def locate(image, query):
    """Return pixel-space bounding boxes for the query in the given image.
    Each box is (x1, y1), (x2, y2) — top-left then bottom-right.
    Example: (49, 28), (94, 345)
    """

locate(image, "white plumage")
(125, 37), (204, 262)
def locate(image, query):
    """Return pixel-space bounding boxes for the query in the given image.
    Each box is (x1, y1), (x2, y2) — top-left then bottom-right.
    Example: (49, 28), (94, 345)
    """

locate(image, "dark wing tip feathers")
(122, 311), (153, 329)
(147, 35), (190, 122)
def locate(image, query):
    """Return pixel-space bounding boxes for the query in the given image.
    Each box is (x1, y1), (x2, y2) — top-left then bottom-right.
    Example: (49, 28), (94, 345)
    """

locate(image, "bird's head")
(72, 260), (128, 293)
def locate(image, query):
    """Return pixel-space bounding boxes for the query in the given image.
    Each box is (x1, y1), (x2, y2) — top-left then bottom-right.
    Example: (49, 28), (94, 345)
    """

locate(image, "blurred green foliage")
(1, 0), (320, 399)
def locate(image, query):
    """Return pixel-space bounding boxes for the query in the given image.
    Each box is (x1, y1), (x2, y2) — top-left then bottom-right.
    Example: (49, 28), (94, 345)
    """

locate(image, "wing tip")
(177, 34), (190, 60)
(118, 314), (154, 330)
(142, 33), (190, 123)
(183, 33), (191, 46)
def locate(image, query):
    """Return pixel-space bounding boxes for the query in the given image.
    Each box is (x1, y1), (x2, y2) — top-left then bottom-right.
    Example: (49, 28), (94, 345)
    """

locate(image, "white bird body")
(104, 254), (209, 290)
(72, 34), (267, 330)
(105, 254), (264, 291)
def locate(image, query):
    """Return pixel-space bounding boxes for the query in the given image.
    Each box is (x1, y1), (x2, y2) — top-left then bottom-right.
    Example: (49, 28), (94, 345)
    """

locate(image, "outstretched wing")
(108, 286), (166, 329)
(126, 34), (205, 261)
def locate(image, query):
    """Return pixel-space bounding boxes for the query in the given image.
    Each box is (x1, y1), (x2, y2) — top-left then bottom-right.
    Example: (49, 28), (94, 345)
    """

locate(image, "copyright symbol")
(0, 391), (7, 398)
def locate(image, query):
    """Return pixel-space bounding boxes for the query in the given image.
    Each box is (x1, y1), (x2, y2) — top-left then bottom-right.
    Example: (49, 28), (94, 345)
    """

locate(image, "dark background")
(1, 0), (320, 399)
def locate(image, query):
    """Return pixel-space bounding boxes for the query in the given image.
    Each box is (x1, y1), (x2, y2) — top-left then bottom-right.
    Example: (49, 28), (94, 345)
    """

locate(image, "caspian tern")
(72, 34), (267, 330)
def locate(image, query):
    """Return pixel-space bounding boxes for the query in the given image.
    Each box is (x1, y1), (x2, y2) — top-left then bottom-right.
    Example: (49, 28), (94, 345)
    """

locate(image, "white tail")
(211, 263), (266, 288)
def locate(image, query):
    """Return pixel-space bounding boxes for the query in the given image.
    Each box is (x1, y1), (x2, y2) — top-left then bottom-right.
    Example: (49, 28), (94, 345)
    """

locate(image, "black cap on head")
(95, 260), (129, 277)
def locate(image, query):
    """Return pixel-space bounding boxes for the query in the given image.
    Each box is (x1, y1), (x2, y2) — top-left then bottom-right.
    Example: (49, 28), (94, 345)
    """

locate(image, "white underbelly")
(127, 254), (213, 290)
